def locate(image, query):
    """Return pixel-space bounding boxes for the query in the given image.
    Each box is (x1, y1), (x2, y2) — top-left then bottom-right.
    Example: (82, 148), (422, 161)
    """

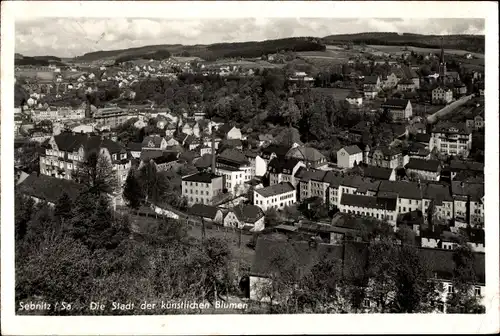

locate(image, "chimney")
(211, 130), (216, 173)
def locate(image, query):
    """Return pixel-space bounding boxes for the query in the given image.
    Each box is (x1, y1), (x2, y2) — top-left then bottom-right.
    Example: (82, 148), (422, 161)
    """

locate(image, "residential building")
(187, 203), (224, 226)
(345, 91), (363, 106)
(39, 132), (131, 184)
(218, 123), (242, 140)
(339, 194), (398, 228)
(215, 149), (254, 196)
(181, 172), (224, 206)
(337, 145), (363, 169)
(378, 180), (423, 215)
(93, 106), (129, 128)
(286, 146), (327, 169)
(451, 182), (484, 228)
(396, 78), (416, 92)
(141, 135), (167, 151)
(352, 165), (396, 181)
(261, 144), (291, 162)
(243, 150), (267, 177)
(363, 75), (381, 99)
(381, 99), (413, 122)
(432, 87), (453, 104)
(223, 204), (265, 232)
(430, 123), (472, 157)
(268, 157), (306, 187)
(422, 183), (454, 224)
(382, 72), (399, 89)
(449, 160), (483, 180)
(405, 158), (441, 181)
(364, 145), (408, 169)
(253, 182), (296, 211)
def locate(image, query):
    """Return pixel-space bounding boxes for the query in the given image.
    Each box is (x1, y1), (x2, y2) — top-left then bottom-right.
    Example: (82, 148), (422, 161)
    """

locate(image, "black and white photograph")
(1, 1), (499, 335)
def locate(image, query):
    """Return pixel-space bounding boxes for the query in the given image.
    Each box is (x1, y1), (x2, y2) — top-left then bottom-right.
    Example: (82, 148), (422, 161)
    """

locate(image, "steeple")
(439, 36), (447, 78)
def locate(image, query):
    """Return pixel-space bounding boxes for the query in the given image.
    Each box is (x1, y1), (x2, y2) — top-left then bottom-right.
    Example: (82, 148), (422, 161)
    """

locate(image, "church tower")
(438, 37), (447, 79)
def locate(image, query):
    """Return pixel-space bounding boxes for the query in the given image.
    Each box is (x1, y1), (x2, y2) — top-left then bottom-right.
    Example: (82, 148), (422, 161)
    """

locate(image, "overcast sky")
(15, 18), (485, 57)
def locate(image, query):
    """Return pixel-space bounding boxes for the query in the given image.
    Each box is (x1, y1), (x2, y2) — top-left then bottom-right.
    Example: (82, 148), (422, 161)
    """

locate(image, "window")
(474, 287), (481, 296)
(448, 284), (454, 294)
(363, 299), (370, 308)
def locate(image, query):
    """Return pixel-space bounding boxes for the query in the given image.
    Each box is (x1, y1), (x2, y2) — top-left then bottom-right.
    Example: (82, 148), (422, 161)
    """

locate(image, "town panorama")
(14, 29), (486, 315)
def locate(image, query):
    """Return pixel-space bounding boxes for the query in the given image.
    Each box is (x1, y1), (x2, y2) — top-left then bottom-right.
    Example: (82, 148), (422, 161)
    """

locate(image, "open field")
(312, 87), (352, 100)
(128, 212), (255, 266)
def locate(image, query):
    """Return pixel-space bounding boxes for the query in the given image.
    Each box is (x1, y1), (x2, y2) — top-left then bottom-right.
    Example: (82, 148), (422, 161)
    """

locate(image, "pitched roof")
(261, 144), (290, 158)
(405, 158), (441, 172)
(286, 146), (326, 163)
(182, 172), (221, 183)
(432, 122), (471, 135)
(151, 152), (179, 164)
(363, 75), (379, 85)
(340, 193), (397, 211)
(255, 182), (295, 197)
(127, 142), (143, 151)
(422, 183), (453, 204)
(414, 133), (431, 143)
(378, 180), (423, 200)
(451, 182), (484, 201)
(346, 91), (363, 99)
(141, 135), (164, 148)
(359, 165), (394, 180)
(449, 160), (484, 172)
(218, 148), (249, 166)
(194, 153), (214, 169)
(232, 204), (265, 223)
(398, 78), (415, 85)
(17, 172), (84, 204)
(250, 237), (344, 277)
(381, 98), (410, 109)
(268, 157), (302, 174)
(187, 204), (221, 219)
(53, 132), (125, 154)
(341, 145), (362, 155)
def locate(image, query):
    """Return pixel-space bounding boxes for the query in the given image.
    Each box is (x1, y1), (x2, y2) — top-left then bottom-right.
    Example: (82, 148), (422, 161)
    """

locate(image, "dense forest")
(71, 37), (326, 62)
(114, 49), (172, 64)
(15, 54), (65, 66)
(322, 32), (485, 53)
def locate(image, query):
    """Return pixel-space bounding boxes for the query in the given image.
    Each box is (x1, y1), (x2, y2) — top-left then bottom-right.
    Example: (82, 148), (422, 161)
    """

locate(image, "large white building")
(430, 123), (472, 157)
(339, 193), (398, 227)
(253, 182), (296, 211)
(337, 145), (363, 169)
(432, 87), (453, 104)
(181, 172), (224, 206)
(215, 149), (254, 196)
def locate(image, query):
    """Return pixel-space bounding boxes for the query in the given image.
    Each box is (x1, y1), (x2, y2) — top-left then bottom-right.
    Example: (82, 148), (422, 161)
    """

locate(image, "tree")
(75, 151), (118, 195)
(137, 161), (169, 205)
(123, 169), (144, 210)
(264, 208), (281, 228)
(446, 240), (485, 313)
(54, 192), (73, 222)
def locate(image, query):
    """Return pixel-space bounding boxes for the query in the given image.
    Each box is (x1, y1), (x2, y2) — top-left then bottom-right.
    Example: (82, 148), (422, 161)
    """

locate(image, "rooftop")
(340, 193), (397, 211)
(405, 158), (441, 173)
(255, 182), (295, 198)
(182, 172), (221, 183)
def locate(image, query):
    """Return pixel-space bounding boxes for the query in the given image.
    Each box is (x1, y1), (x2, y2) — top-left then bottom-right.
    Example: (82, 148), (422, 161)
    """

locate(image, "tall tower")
(439, 37), (447, 78)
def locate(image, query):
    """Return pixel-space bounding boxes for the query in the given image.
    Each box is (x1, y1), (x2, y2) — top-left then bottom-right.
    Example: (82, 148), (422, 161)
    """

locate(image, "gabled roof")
(141, 135), (164, 148)
(232, 204), (265, 223)
(127, 142), (143, 151)
(405, 158), (441, 173)
(52, 132), (125, 154)
(341, 145), (362, 155)
(340, 193), (397, 211)
(359, 165), (394, 180)
(449, 160), (484, 172)
(378, 180), (422, 200)
(414, 133), (431, 143)
(218, 148), (249, 166)
(182, 172), (221, 183)
(451, 182), (484, 202)
(262, 144), (290, 158)
(381, 98), (410, 109)
(255, 182), (295, 198)
(422, 183), (453, 204)
(286, 146), (326, 163)
(268, 157), (302, 174)
(432, 122), (471, 135)
(17, 172), (84, 204)
(188, 204), (221, 219)
(363, 75), (380, 85)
